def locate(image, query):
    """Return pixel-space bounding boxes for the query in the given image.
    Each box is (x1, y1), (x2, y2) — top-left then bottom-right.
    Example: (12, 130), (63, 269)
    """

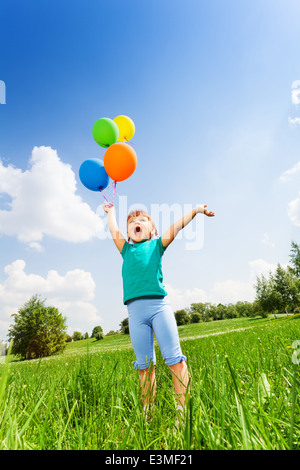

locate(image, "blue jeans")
(127, 296), (187, 370)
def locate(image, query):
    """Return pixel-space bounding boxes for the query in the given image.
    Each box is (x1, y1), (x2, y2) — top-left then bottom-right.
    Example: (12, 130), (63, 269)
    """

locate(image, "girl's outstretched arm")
(103, 203), (126, 252)
(161, 205), (215, 248)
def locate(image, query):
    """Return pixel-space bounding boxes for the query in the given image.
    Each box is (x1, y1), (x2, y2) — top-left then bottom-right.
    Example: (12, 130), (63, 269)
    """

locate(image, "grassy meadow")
(0, 315), (299, 450)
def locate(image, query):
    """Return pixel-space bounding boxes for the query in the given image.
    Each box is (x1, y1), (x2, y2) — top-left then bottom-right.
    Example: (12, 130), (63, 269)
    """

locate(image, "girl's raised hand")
(204, 206), (215, 217)
(200, 204), (215, 217)
(103, 202), (114, 213)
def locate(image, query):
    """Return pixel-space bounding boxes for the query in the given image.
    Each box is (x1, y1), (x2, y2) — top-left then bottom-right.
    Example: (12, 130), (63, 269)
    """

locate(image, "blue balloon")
(79, 158), (110, 191)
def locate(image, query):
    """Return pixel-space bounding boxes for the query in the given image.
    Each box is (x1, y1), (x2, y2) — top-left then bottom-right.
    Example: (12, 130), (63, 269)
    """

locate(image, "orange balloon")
(104, 143), (137, 182)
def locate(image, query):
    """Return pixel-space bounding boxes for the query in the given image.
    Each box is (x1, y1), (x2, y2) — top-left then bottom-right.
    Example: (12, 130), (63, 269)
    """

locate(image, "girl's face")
(127, 215), (154, 243)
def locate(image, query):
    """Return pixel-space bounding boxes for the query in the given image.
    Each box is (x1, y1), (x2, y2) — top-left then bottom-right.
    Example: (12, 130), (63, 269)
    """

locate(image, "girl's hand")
(197, 204), (215, 217)
(103, 202), (114, 214)
(204, 204), (215, 217)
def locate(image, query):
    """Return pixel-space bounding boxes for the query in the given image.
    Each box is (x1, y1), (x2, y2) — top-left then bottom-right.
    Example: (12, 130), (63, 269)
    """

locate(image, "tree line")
(173, 301), (258, 326)
(255, 241), (300, 315)
(173, 241), (300, 325)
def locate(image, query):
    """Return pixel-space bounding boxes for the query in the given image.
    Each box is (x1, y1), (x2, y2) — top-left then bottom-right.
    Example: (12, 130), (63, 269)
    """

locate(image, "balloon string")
(112, 181), (117, 203)
(100, 188), (110, 204)
(100, 182), (117, 208)
(113, 181), (120, 199)
(124, 137), (136, 147)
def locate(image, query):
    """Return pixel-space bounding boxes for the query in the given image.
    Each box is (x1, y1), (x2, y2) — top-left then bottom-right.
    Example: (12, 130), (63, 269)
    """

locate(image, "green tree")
(190, 312), (202, 323)
(289, 241), (300, 278)
(190, 302), (209, 322)
(190, 303), (206, 315)
(255, 261), (300, 315)
(255, 273), (279, 316)
(207, 305), (220, 321)
(174, 309), (190, 326)
(235, 301), (255, 317)
(91, 326), (103, 338)
(8, 295), (67, 359)
(225, 303), (238, 319)
(72, 331), (83, 341)
(119, 318), (129, 334)
(95, 331), (104, 340)
(216, 303), (228, 320)
(106, 330), (118, 336)
(274, 264), (300, 313)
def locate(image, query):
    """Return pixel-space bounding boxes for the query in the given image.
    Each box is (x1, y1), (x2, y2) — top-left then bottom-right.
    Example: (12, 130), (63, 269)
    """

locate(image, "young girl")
(103, 202), (215, 420)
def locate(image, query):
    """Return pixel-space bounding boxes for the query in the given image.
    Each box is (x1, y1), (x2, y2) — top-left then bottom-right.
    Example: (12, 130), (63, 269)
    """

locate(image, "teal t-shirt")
(121, 236), (168, 304)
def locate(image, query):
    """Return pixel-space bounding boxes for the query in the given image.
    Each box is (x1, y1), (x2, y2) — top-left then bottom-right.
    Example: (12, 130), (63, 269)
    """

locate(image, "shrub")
(174, 309), (190, 326)
(190, 312), (202, 323)
(72, 331), (84, 341)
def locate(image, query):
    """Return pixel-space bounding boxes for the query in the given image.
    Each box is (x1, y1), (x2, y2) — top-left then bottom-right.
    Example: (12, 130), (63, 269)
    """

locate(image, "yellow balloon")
(113, 115), (135, 142)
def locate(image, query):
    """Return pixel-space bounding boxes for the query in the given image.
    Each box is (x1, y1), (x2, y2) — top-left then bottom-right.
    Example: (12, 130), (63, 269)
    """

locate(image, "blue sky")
(1, 0), (300, 340)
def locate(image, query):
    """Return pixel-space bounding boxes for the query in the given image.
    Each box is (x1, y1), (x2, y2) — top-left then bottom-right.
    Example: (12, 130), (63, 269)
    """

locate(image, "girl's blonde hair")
(127, 209), (158, 242)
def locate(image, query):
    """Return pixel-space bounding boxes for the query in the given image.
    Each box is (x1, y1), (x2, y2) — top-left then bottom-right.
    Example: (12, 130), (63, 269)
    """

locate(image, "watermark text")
(95, 196), (205, 251)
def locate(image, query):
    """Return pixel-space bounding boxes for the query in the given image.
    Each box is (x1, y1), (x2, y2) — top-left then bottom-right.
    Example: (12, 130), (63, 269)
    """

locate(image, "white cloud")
(209, 259), (278, 304)
(287, 197), (300, 227)
(248, 258), (278, 280)
(165, 283), (208, 311)
(261, 233), (275, 248)
(0, 146), (104, 249)
(288, 81), (300, 126)
(291, 80), (300, 105)
(280, 161), (300, 183)
(209, 279), (254, 304)
(288, 117), (300, 126)
(0, 259), (102, 340)
(280, 160), (300, 226)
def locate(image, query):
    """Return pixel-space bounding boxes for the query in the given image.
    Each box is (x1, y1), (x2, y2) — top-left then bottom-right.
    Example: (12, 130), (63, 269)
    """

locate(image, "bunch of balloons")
(79, 115), (137, 202)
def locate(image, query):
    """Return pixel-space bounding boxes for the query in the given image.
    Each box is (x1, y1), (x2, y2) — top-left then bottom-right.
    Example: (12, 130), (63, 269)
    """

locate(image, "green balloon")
(92, 118), (119, 148)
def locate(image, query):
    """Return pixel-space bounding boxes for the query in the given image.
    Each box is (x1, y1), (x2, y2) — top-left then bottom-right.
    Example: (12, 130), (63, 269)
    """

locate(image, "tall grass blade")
(288, 364), (297, 450)
(0, 341), (13, 407)
(226, 355), (253, 450)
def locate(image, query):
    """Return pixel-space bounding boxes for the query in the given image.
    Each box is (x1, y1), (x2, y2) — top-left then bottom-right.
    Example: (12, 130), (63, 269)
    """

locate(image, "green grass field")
(0, 315), (299, 450)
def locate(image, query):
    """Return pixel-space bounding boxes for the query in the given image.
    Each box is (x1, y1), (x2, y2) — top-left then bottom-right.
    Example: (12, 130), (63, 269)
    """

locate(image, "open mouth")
(134, 226), (141, 234)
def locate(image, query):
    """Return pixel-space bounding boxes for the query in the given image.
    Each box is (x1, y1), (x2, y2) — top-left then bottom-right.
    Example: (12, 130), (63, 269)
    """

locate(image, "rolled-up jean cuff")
(164, 354), (187, 366)
(133, 360), (156, 370)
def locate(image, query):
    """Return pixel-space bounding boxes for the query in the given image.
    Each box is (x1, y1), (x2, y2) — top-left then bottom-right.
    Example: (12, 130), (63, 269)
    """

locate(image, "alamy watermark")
(95, 195), (205, 251)
(0, 80), (6, 104)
